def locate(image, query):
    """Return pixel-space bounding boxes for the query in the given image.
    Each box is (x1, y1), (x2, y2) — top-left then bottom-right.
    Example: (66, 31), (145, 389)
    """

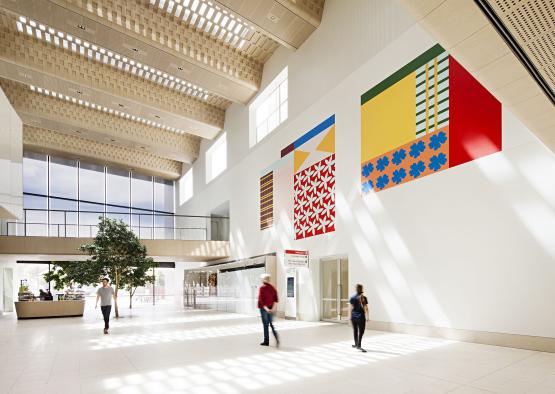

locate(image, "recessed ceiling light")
(15, 15), (215, 103)
(140, 146), (146, 149)
(29, 84), (187, 135)
(178, 66), (184, 71)
(118, 103), (124, 107)
(110, 139), (116, 142)
(76, 90), (83, 95)
(75, 130), (81, 133)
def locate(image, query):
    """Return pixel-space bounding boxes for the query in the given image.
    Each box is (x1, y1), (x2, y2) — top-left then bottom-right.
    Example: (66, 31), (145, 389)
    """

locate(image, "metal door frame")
(320, 254), (348, 323)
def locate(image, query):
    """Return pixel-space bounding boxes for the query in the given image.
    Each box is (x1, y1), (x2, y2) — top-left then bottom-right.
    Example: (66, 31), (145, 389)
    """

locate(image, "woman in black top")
(348, 284), (369, 352)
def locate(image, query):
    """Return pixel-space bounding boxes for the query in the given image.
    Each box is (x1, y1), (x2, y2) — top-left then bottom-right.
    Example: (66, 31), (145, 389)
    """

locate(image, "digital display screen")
(287, 277), (295, 298)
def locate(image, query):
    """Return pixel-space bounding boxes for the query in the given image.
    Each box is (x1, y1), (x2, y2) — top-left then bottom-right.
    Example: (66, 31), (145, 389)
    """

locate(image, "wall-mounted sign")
(284, 250), (309, 268)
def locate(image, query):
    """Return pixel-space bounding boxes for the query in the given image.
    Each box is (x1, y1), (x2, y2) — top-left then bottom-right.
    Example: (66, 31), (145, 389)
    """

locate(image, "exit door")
(320, 257), (348, 321)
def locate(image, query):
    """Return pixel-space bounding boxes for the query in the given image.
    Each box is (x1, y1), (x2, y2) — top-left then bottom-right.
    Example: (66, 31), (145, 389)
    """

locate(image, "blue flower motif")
(409, 160), (426, 178)
(409, 140), (426, 158)
(428, 153), (447, 172)
(428, 131), (447, 150)
(376, 174), (389, 190)
(376, 156), (389, 172)
(392, 168), (407, 184)
(361, 162), (374, 177)
(361, 180), (373, 193)
(392, 149), (407, 165)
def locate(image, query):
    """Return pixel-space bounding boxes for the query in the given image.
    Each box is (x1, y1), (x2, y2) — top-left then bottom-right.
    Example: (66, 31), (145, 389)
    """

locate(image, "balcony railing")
(3, 209), (229, 241)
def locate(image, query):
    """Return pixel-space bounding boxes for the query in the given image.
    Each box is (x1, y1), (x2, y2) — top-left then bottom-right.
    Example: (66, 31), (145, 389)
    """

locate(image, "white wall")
(0, 86), (23, 221)
(177, 0), (555, 338)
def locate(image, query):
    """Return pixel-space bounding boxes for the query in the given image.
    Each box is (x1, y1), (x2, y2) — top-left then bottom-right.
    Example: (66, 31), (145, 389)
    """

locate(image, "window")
(22, 152), (47, 236)
(131, 173), (154, 239)
(106, 167), (130, 224)
(49, 157), (78, 237)
(20, 154), (176, 239)
(79, 162), (105, 237)
(179, 168), (193, 205)
(250, 67), (288, 146)
(206, 132), (227, 182)
(154, 178), (174, 239)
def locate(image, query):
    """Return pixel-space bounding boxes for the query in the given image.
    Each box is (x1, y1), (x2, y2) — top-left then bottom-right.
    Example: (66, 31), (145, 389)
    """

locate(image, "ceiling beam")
(0, 0), (263, 104)
(0, 13), (225, 139)
(1, 79), (200, 164)
(24, 125), (182, 179)
(215, 0), (324, 49)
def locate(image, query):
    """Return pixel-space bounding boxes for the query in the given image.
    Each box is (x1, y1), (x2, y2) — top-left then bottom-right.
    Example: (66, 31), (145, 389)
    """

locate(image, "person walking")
(258, 273), (279, 347)
(95, 277), (116, 335)
(349, 283), (369, 352)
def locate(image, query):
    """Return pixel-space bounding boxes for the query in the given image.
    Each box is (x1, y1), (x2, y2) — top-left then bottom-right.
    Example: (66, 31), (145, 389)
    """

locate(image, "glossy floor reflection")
(0, 306), (554, 393)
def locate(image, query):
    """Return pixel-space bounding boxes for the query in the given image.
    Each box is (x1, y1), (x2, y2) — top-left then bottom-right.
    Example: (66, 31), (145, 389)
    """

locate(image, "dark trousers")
(260, 308), (278, 344)
(101, 305), (111, 329)
(352, 318), (366, 347)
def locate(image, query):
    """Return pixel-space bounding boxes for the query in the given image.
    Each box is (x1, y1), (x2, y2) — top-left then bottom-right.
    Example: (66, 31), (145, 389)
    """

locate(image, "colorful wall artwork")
(360, 44), (502, 193)
(260, 115), (336, 240)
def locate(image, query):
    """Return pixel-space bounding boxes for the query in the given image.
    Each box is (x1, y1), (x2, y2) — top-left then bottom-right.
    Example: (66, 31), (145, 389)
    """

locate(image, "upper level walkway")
(0, 208), (230, 261)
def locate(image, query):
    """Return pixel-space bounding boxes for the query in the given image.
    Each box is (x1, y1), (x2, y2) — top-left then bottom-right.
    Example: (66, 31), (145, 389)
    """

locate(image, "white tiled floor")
(1, 305), (554, 393)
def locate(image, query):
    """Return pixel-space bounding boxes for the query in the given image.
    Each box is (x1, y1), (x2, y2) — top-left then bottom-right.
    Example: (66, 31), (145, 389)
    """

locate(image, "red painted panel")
(449, 56), (502, 167)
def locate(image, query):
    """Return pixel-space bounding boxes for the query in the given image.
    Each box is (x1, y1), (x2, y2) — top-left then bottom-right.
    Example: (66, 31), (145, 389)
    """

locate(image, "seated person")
(39, 289), (47, 301)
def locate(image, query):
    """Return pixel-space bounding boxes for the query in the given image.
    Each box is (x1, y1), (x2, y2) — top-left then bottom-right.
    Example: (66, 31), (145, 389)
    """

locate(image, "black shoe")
(103, 328), (108, 335)
(352, 344), (357, 348)
(260, 342), (269, 346)
(276, 337), (280, 348)
(360, 348), (367, 353)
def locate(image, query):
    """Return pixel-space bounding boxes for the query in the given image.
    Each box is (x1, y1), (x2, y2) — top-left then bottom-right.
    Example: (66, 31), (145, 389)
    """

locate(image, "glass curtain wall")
(21, 152), (175, 238)
(22, 152), (48, 236)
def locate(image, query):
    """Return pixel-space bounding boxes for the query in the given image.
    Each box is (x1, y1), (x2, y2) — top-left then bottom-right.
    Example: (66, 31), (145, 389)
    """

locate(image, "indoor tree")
(79, 217), (158, 317)
(122, 263), (155, 309)
(45, 217), (158, 317)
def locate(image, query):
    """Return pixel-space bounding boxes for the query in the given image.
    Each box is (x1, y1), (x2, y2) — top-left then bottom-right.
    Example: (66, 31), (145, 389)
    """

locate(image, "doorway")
(320, 256), (348, 322)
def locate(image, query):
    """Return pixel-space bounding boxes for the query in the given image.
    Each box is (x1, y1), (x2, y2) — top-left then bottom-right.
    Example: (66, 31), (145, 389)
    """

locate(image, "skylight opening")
(157, 0), (252, 50)
(16, 15), (213, 102)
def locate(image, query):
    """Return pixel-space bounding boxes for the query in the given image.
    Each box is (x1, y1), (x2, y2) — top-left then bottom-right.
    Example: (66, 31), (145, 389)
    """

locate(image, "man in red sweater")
(258, 273), (279, 347)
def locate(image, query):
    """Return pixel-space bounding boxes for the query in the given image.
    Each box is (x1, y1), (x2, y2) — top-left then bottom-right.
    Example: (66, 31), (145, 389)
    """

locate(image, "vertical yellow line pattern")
(433, 57), (439, 131)
(424, 63), (430, 134)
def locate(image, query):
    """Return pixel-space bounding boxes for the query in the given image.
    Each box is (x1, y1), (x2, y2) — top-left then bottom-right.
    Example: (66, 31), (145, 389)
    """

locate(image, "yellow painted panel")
(316, 125), (335, 153)
(361, 73), (417, 163)
(294, 150), (310, 173)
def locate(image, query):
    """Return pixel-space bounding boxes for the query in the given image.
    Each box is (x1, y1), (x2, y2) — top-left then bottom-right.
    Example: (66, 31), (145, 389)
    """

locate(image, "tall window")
(179, 168), (193, 205)
(79, 162), (105, 237)
(250, 67), (288, 146)
(206, 133), (227, 183)
(106, 167), (130, 225)
(49, 157), (78, 237)
(22, 152), (47, 236)
(21, 153), (175, 239)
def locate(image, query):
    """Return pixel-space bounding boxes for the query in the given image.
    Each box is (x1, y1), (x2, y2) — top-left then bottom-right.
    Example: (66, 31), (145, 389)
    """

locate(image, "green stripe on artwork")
(361, 44), (446, 105)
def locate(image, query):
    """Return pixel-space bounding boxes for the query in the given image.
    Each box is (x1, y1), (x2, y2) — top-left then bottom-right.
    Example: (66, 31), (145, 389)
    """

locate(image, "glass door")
(321, 257), (348, 321)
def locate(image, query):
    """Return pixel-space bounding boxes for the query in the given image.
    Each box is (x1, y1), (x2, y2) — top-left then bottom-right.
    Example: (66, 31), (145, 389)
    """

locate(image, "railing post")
(64, 211), (67, 237)
(24, 210), (27, 236)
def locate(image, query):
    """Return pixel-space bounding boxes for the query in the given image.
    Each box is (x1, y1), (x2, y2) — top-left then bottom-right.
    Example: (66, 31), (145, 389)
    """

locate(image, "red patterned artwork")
(294, 154), (335, 240)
